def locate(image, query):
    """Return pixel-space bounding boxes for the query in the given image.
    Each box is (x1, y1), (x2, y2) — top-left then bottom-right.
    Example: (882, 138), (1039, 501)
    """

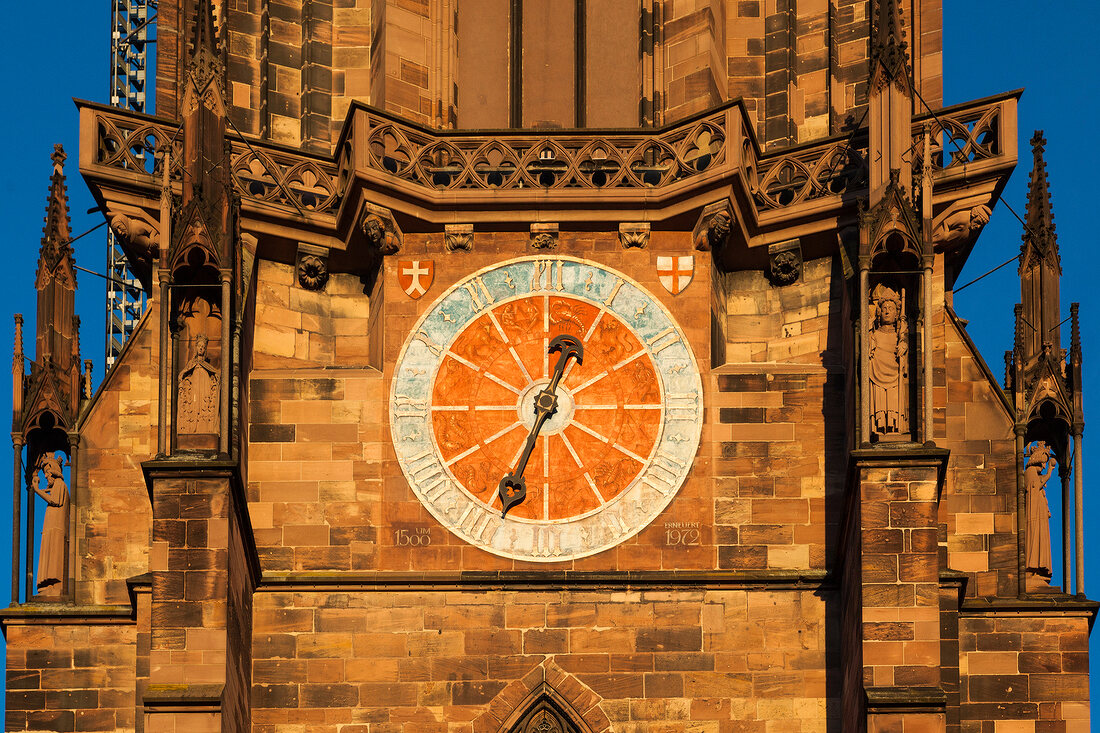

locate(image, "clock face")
(390, 257), (702, 561)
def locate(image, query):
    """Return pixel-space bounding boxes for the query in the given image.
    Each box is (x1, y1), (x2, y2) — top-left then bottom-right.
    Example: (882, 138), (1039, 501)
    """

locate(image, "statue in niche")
(32, 452), (69, 597)
(178, 334), (219, 434)
(868, 283), (909, 438)
(1023, 441), (1055, 582)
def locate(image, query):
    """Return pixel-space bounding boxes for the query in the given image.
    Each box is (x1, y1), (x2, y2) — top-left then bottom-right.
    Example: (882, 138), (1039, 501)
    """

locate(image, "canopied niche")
(20, 411), (73, 600)
(171, 246), (224, 451)
(863, 228), (922, 444)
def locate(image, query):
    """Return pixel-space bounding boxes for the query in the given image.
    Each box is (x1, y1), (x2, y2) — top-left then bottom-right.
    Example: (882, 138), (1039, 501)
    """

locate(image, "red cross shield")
(397, 260), (434, 300)
(656, 255), (694, 295)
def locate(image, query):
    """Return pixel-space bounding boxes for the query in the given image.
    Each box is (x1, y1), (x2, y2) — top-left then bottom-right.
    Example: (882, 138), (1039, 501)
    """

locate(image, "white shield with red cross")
(398, 260), (434, 300)
(656, 255), (694, 295)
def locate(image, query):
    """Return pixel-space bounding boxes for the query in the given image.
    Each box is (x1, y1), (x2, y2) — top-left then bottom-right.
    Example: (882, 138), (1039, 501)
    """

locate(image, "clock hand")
(497, 334), (585, 517)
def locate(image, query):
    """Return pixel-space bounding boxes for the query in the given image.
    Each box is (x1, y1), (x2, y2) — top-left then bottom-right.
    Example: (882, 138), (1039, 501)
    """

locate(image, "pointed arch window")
(500, 683), (592, 733)
(510, 699), (584, 733)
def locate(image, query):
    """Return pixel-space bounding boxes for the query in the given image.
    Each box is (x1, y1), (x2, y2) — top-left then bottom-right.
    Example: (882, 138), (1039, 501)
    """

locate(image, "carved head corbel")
(108, 212), (160, 266)
(692, 202), (733, 252)
(359, 203), (402, 255)
(931, 203), (992, 249)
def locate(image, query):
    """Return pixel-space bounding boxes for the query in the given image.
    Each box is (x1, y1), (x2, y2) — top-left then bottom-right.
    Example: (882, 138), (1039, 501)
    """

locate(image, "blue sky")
(0, 0), (1097, 724)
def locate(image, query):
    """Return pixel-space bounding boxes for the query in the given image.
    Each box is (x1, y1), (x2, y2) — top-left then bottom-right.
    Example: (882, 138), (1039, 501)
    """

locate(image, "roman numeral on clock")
(531, 260), (564, 292)
(462, 276), (495, 311)
(665, 392), (699, 421)
(453, 502), (500, 543)
(394, 394), (429, 419)
(414, 330), (442, 357)
(646, 327), (681, 354)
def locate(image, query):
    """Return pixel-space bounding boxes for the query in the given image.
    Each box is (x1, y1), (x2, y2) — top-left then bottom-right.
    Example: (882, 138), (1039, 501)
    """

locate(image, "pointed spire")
(38, 145), (73, 276)
(191, 0), (218, 62)
(1021, 130), (1058, 268)
(870, 0), (909, 84)
(12, 314), (22, 372)
(1070, 302), (1081, 364)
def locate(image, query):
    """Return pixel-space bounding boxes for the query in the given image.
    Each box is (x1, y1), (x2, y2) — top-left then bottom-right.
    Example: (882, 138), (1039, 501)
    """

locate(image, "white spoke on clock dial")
(446, 352), (523, 394)
(473, 405), (520, 411)
(543, 437), (550, 520)
(485, 371), (522, 394)
(445, 443), (481, 467)
(584, 309), (605, 342)
(431, 405), (469, 412)
(485, 422), (522, 446)
(571, 371), (608, 395)
(509, 346), (534, 383)
(558, 432), (606, 504)
(612, 349), (646, 371)
(623, 404), (662, 410)
(562, 356), (580, 381)
(543, 335), (549, 378)
(572, 420), (611, 444)
(574, 404), (618, 410)
(485, 309), (510, 343)
(612, 443), (646, 464)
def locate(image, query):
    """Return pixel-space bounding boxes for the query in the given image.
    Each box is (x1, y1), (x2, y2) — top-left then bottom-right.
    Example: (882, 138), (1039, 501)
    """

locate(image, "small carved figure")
(362, 214), (400, 255)
(32, 452), (69, 597)
(868, 284), (909, 437)
(695, 211), (731, 252)
(1023, 441), (1055, 580)
(178, 334), (220, 434)
(932, 204), (991, 247)
(297, 253), (329, 291)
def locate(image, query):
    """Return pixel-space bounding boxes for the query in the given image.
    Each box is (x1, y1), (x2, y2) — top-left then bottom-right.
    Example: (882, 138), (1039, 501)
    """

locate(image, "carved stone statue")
(932, 204), (991, 247)
(362, 214), (400, 255)
(868, 283), (909, 438)
(32, 452), (69, 597)
(1023, 441), (1055, 582)
(694, 210), (731, 252)
(178, 334), (220, 434)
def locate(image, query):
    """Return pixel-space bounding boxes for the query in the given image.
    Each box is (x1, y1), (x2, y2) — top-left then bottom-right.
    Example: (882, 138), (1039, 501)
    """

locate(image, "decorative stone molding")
(530, 223), (559, 250)
(296, 243), (330, 291)
(692, 201), (732, 252)
(359, 202), (402, 255)
(444, 224), (473, 252)
(768, 239), (802, 286)
(619, 222), (650, 249)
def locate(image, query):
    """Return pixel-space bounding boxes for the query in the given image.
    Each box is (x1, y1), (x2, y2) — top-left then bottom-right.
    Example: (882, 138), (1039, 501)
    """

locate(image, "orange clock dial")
(391, 257), (702, 562)
(430, 295), (662, 521)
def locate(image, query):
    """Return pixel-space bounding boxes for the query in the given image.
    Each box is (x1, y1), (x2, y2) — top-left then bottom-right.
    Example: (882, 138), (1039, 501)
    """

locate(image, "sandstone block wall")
(251, 588), (835, 731)
(156, 0), (942, 150)
(958, 614), (1091, 732)
(5, 623), (137, 732)
(77, 307), (159, 606)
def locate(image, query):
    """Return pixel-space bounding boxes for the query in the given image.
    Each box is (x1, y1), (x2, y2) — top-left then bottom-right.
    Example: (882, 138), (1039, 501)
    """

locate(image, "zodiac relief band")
(497, 335), (584, 517)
